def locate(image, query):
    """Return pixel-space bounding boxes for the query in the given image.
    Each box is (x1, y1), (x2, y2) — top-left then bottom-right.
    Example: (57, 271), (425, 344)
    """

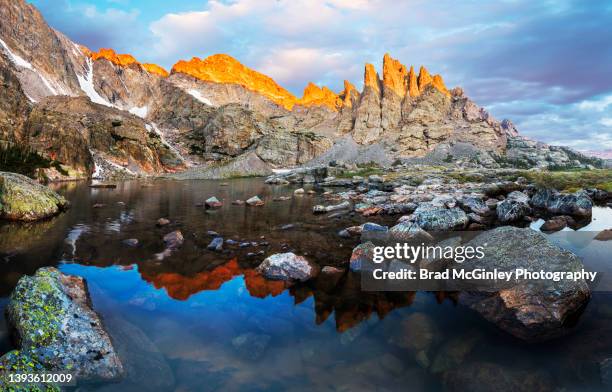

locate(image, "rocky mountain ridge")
(0, 0), (604, 180)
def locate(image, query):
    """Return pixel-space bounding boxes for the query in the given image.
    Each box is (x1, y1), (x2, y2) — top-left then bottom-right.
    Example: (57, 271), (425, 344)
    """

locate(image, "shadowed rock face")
(0, 268), (124, 385)
(23, 96), (183, 177)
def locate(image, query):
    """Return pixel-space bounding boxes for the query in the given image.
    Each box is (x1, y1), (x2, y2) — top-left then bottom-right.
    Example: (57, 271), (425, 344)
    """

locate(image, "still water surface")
(0, 179), (611, 391)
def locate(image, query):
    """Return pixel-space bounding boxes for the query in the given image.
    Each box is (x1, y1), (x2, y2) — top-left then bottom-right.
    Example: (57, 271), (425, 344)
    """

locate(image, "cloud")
(32, 0), (142, 51)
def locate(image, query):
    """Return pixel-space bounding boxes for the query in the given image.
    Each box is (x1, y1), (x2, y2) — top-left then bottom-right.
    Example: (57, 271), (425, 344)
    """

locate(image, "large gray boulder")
(414, 207), (469, 231)
(0, 172), (68, 221)
(531, 188), (592, 217)
(0, 268), (124, 386)
(458, 227), (591, 342)
(256, 253), (319, 282)
(496, 191), (531, 223)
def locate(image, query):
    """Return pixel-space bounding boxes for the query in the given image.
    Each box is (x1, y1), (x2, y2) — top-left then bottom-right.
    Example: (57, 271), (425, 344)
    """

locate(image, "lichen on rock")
(0, 267), (124, 388)
(0, 171), (67, 221)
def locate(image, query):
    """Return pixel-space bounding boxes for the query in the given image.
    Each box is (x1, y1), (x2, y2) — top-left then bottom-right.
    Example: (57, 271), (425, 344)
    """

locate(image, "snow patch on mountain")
(129, 106), (148, 118)
(77, 58), (113, 107)
(0, 38), (33, 69)
(187, 89), (213, 106)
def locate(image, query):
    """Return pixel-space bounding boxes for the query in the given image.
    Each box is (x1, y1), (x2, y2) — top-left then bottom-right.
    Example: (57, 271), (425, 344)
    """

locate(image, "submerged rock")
(0, 172), (68, 221)
(122, 238), (140, 247)
(231, 333), (271, 360)
(163, 230), (184, 250)
(459, 227), (591, 342)
(256, 252), (319, 281)
(0, 268), (124, 384)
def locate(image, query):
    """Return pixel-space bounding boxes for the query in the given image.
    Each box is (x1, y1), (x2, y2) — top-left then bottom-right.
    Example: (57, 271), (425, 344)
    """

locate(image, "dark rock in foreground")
(0, 172), (68, 221)
(460, 227), (591, 342)
(256, 253), (319, 281)
(0, 268), (124, 386)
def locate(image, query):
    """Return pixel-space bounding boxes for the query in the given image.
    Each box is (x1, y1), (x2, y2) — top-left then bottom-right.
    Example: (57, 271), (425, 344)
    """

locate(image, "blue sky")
(30, 0), (612, 153)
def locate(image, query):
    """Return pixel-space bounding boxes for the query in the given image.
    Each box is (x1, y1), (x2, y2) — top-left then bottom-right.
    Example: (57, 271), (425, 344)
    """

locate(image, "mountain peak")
(171, 54), (298, 110)
(83, 47), (168, 77)
(382, 53), (408, 97)
(298, 82), (341, 111)
(364, 63), (381, 92)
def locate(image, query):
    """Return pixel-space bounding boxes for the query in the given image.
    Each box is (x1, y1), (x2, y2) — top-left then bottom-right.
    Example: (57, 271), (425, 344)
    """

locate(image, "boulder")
(349, 242), (376, 272)
(207, 237), (224, 251)
(389, 221), (433, 242)
(0, 268), (124, 384)
(531, 188), (592, 217)
(458, 196), (489, 215)
(540, 216), (575, 232)
(246, 195), (264, 206)
(414, 207), (469, 231)
(0, 172), (68, 221)
(256, 253), (319, 281)
(496, 191), (531, 223)
(459, 227), (591, 342)
(163, 230), (184, 250)
(205, 196), (223, 208)
(156, 218), (170, 227)
(594, 229), (612, 241)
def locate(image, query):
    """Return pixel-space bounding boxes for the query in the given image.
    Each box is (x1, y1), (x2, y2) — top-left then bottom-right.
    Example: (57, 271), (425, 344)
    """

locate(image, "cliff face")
(0, 0), (535, 180)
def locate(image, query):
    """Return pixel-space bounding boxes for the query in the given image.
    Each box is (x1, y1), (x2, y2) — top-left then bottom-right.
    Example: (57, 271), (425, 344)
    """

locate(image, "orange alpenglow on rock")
(341, 80), (359, 108)
(364, 63), (381, 92)
(432, 74), (450, 96)
(408, 66), (419, 97)
(417, 66), (433, 93)
(84, 47), (168, 77)
(142, 63), (169, 78)
(171, 54), (298, 110)
(90, 48), (139, 67)
(382, 53), (408, 97)
(298, 82), (342, 110)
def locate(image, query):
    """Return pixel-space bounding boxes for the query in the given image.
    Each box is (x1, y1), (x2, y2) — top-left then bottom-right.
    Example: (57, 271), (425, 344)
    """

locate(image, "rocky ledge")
(0, 268), (124, 389)
(0, 172), (68, 221)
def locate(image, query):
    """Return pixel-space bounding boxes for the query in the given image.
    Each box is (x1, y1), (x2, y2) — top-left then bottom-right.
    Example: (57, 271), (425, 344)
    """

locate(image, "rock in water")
(594, 229), (612, 241)
(531, 188), (592, 217)
(156, 218), (170, 227)
(246, 195), (264, 206)
(0, 268), (124, 384)
(163, 230), (184, 250)
(414, 207), (469, 231)
(459, 227), (591, 342)
(0, 172), (68, 221)
(207, 237), (224, 251)
(256, 253), (319, 281)
(205, 196), (223, 208)
(540, 216), (575, 232)
(496, 191), (531, 223)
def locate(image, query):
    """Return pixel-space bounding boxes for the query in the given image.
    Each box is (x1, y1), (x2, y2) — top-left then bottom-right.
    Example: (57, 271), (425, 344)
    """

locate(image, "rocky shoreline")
(0, 163), (609, 386)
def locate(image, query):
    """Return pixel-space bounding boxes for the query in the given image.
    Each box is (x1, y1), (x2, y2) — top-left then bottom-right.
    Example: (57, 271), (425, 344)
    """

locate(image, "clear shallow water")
(0, 179), (611, 392)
